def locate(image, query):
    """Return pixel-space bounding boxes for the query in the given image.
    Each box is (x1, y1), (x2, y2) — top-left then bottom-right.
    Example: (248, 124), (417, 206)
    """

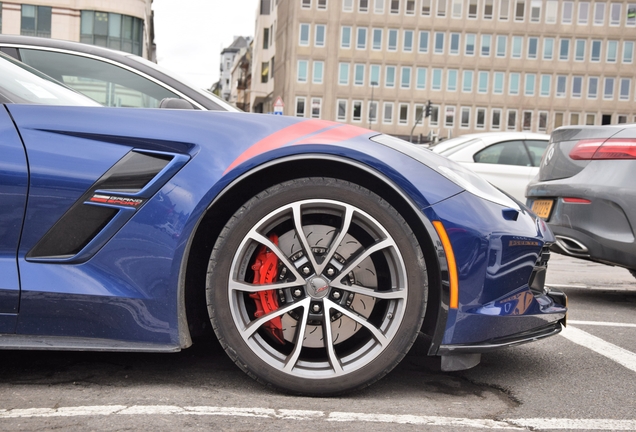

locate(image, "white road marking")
(568, 320), (636, 328)
(561, 326), (636, 373)
(1, 405), (635, 430)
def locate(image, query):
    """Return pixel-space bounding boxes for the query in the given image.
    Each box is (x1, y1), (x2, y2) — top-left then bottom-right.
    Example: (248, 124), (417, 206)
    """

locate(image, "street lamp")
(368, 81), (378, 130)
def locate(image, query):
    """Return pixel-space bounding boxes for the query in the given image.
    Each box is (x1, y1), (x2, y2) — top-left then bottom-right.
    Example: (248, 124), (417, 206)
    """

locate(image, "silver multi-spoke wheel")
(208, 178), (427, 395)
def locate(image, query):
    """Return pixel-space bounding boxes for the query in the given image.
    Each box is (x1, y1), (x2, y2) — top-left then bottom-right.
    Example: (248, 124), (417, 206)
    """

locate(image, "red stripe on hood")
(224, 119), (335, 174)
(294, 124), (370, 145)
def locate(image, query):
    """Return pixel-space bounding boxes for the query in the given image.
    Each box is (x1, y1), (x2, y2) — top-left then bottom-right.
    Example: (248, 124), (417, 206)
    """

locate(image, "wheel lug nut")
(312, 304), (321, 313)
(327, 268), (335, 276)
(293, 289), (302, 297)
(302, 266), (311, 275)
(332, 291), (341, 300)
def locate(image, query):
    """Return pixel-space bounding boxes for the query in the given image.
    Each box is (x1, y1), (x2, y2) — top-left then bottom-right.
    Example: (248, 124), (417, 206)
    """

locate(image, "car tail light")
(562, 197), (591, 204)
(570, 138), (636, 160)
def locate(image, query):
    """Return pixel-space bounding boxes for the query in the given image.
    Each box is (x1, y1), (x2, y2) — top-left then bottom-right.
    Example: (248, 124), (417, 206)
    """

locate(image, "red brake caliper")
(249, 233), (285, 344)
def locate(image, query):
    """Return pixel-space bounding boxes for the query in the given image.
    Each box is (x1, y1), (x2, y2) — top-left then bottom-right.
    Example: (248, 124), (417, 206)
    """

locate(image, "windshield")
(0, 52), (99, 106)
(128, 55), (239, 112)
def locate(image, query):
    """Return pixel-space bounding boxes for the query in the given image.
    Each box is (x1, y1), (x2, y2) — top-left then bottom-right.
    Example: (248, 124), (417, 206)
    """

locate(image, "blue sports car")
(0, 53), (566, 395)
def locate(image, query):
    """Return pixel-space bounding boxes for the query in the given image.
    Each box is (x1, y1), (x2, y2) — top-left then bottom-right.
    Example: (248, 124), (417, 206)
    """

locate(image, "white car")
(431, 132), (550, 202)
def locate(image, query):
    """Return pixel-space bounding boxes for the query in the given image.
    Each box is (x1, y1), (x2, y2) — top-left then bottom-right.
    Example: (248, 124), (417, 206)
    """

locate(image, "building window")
(22, 5), (51, 38)
(525, 74), (536, 96)
(417, 68), (427, 89)
(493, 71), (504, 94)
(467, 0), (478, 18)
(515, 0), (525, 21)
(588, 76), (598, 99)
(465, 34), (476, 55)
(499, 0), (509, 20)
(343, 0), (353, 11)
(591, 40), (601, 62)
(594, 2), (605, 25)
(296, 97), (306, 117)
(578, 2), (589, 24)
(538, 112), (548, 131)
(553, 112), (563, 128)
(481, 35), (491, 56)
(623, 42), (634, 63)
(618, 115), (628, 124)
(261, 61), (270, 83)
(403, 0), (415, 15)
(372, 28), (383, 50)
(297, 60), (308, 82)
(491, 109), (502, 130)
(445, 106), (455, 127)
(434, 32), (445, 54)
(607, 41), (618, 63)
(388, 29), (398, 51)
(446, 69), (457, 91)
(586, 113), (595, 125)
(620, 78), (631, 100)
(460, 107), (471, 128)
(527, 37), (538, 59)
(452, 0), (462, 18)
(263, 27), (270, 49)
(540, 74), (551, 96)
(318, 0), (327, 9)
(383, 102), (394, 124)
(299, 24), (310, 46)
(374, 0), (385, 13)
(399, 104), (409, 125)
(315, 25), (326, 46)
(478, 71), (489, 93)
(450, 33), (460, 54)
(403, 30), (414, 52)
(570, 113), (580, 126)
(354, 64), (365, 85)
(419, 31), (429, 53)
(496, 35), (507, 57)
(575, 39), (585, 61)
(359, 0), (369, 12)
(341, 26), (352, 48)
(391, 0), (401, 14)
(311, 98), (322, 118)
(352, 101), (363, 121)
(476, 108), (486, 129)
(545, 0), (558, 23)
(357, 27), (367, 49)
(437, 0), (447, 17)
(80, 11), (143, 55)
(530, 0), (541, 22)
(628, 4), (636, 26)
(463, 70), (474, 92)
(368, 101), (378, 124)
(509, 73), (520, 95)
(483, 0), (493, 19)
(522, 111), (532, 131)
(401, 67), (412, 88)
(543, 38), (554, 60)
(313, 61), (324, 83)
(302, 0), (311, 8)
(370, 65), (381, 85)
(507, 110), (517, 130)
(610, 3), (621, 26)
(338, 63), (350, 85)
(559, 39), (570, 61)
(337, 100), (347, 121)
(511, 36), (522, 58)
(604, 77), (615, 99)
(561, 2), (573, 23)
(432, 68), (442, 90)
(556, 75), (567, 97)
(572, 76), (582, 97)
(422, 0), (431, 15)
(385, 65), (396, 87)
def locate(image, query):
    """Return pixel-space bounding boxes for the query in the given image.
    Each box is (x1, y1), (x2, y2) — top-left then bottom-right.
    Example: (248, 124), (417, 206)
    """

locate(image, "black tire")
(206, 178), (428, 395)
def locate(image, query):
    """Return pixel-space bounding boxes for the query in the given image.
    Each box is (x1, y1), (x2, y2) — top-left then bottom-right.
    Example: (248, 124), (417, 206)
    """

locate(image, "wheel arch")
(181, 154), (447, 351)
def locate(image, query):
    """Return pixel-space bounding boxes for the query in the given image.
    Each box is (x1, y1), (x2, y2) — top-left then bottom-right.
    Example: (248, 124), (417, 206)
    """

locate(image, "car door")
(0, 107), (29, 333)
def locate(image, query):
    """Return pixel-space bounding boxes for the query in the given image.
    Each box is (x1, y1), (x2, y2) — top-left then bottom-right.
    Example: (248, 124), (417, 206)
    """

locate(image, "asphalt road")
(0, 254), (634, 431)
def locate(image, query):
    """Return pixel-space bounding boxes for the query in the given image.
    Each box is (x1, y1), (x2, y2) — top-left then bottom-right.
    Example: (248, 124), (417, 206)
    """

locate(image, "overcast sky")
(153, 0), (258, 90)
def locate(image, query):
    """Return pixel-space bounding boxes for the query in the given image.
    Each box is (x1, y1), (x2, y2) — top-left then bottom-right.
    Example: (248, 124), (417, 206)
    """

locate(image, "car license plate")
(531, 199), (554, 219)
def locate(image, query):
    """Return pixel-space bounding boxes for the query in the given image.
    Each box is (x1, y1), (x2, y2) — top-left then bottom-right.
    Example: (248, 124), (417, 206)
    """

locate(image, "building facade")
(251, 0), (277, 113)
(266, 0), (636, 139)
(0, 0), (154, 59)
(219, 36), (251, 101)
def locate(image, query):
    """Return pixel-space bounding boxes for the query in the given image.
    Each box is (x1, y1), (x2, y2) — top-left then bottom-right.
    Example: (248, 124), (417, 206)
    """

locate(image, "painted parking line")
(561, 326), (636, 373)
(1, 405), (636, 430)
(568, 320), (636, 328)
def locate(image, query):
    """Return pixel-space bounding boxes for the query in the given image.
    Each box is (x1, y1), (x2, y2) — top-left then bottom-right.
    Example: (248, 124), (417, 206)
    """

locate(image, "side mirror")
(158, 98), (195, 110)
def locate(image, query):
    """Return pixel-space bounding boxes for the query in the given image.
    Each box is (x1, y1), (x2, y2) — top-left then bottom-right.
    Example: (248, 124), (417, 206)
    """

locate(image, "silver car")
(526, 124), (636, 277)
